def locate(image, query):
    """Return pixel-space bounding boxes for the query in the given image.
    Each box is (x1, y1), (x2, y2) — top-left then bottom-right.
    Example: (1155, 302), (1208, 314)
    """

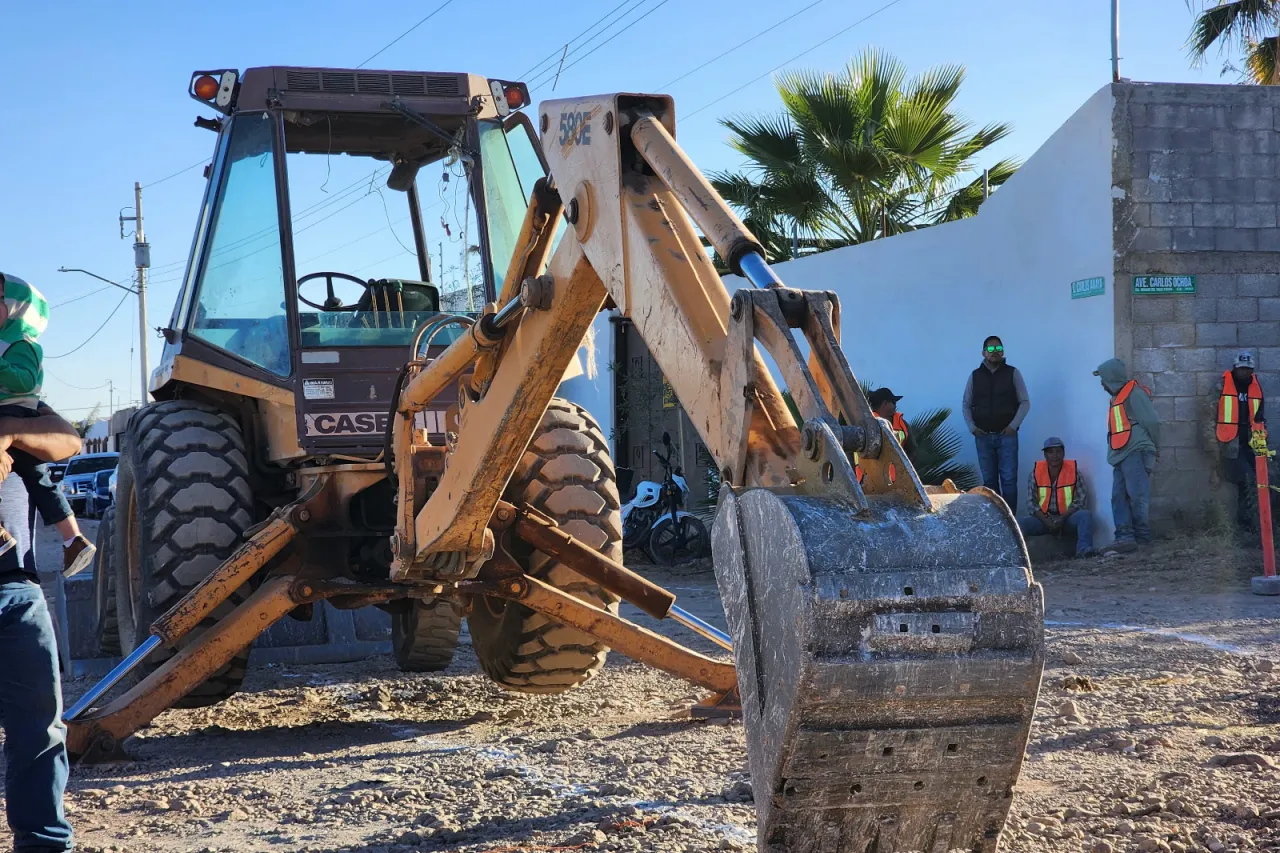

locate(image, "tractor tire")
(93, 506), (120, 657)
(468, 399), (622, 694)
(113, 401), (255, 707)
(391, 597), (464, 672)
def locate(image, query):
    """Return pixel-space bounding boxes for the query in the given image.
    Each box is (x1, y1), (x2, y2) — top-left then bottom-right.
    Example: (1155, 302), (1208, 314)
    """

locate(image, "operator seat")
(350, 278), (440, 327)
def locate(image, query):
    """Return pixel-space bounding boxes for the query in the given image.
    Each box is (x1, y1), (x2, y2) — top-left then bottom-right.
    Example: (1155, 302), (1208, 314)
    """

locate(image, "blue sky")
(0, 0), (1235, 419)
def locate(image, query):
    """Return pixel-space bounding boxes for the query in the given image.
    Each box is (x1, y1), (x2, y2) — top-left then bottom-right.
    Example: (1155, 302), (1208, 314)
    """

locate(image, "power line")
(517, 0), (634, 80)
(142, 159), (209, 189)
(683, 0), (909, 121)
(527, 0), (669, 92)
(357, 0), (454, 68)
(47, 292), (131, 360)
(44, 371), (112, 391)
(655, 0), (836, 91)
(52, 285), (115, 308)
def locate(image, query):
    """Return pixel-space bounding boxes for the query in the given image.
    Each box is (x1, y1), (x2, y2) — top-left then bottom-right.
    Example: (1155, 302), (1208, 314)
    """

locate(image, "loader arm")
(391, 93), (1045, 853)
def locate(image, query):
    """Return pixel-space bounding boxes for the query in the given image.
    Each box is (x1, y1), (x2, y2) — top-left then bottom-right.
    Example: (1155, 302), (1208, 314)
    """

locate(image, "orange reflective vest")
(1034, 459), (1077, 515)
(1216, 371), (1264, 443)
(1107, 381), (1138, 450)
(891, 412), (909, 445)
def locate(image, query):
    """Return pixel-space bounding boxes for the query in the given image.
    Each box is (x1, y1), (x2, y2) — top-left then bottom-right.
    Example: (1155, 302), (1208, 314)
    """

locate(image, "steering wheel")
(297, 271), (369, 311)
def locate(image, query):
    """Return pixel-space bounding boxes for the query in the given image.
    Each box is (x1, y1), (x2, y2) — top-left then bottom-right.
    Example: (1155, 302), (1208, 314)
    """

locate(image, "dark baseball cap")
(868, 388), (903, 408)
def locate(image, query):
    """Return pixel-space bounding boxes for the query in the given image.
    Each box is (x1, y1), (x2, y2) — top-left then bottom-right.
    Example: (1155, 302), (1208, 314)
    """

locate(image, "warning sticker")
(303, 379), (335, 400)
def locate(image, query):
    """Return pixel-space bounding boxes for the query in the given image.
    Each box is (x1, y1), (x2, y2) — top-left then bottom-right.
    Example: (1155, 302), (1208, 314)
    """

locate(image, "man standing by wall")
(1212, 351), (1273, 534)
(963, 335), (1031, 510)
(0, 404), (84, 853)
(1096, 358), (1161, 552)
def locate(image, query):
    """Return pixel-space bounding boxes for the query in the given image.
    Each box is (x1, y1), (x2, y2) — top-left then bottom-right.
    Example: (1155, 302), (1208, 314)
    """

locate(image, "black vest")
(971, 363), (1019, 433)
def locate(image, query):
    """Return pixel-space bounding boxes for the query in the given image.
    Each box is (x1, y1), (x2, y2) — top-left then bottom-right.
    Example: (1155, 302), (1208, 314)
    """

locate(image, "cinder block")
(1174, 346), (1219, 371)
(1217, 348), (1242, 370)
(1171, 127), (1217, 153)
(1127, 203), (1151, 228)
(1218, 297), (1259, 321)
(1134, 126), (1172, 150)
(1217, 229), (1258, 251)
(1231, 105), (1274, 129)
(1134, 298), (1176, 322)
(1214, 178), (1257, 203)
(1259, 297), (1280, 320)
(1260, 346), (1280, 368)
(1173, 295), (1218, 322)
(1175, 447), (1211, 471)
(1153, 323), (1196, 347)
(1150, 104), (1188, 127)
(1194, 275), (1238, 298)
(1133, 347), (1175, 372)
(1151, 203), (1193, 227)
(1238, 154), (1277, 178)
(1238, 322), (1280, 347)
(1153, 395), (1176, 422)
(1174, 397), (1201, 421)
(1134, 227), (1173, 251)
(1257, 228), (1280, 251)
(1161, 420), (1198, 447)
(1132, 177), (1173, 202)
(1256, 179), (1280, 202)
(1236, 203), (1279, 228)
(1129, 102), (1147, 126)
(1151, 151), (1194, 177)
(1132, 325), (1154, 349)
(1193, 202), (1235, 227)
(1155, 382), (1198, 410)
(1191, 153), (1235, 179)
(1197, 322), (1239, 346)
(1238, 274), (1280, 297)
(1172, 227), (1216, 251)
(1188, 105), (1229, 129)
(1197, 370), (1226, 396)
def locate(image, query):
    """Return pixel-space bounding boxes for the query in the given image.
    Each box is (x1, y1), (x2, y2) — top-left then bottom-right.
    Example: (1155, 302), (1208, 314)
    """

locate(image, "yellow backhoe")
(66, 66), (1044, 852)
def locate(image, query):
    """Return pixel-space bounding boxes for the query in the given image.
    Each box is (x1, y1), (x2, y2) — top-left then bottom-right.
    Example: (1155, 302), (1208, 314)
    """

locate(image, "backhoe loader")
(67, 65), (1045, 852)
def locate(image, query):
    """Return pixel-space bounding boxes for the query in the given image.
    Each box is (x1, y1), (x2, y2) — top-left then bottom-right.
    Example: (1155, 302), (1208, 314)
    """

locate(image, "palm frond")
(1246, 35), (1280, 82)
(907, 406), (979, 489)
(1188, 0), (1277, 62)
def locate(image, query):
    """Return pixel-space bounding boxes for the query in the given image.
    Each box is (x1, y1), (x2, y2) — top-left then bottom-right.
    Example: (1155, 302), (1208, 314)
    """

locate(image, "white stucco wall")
(745, 84), (1120, 539)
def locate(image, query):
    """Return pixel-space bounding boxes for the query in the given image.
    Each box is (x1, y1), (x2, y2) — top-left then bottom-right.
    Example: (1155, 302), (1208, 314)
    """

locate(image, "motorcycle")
(620, 432), (710, 565)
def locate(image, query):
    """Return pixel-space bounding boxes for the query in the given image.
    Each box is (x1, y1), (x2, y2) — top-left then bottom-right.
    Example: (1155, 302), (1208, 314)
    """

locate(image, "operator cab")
(156, 66), (546, 457)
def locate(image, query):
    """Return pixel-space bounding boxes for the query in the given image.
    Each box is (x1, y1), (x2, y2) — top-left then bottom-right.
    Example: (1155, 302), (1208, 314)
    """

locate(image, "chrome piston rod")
(63, 635), (161, 722)
(667, 604), (732, 651)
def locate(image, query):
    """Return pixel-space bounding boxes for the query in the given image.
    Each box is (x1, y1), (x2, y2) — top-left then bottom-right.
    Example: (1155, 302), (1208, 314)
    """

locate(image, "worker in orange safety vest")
(1096, 358), (1161, 554)
(1213, 350), (1275, 533)
(1017, 437), (1095, 557)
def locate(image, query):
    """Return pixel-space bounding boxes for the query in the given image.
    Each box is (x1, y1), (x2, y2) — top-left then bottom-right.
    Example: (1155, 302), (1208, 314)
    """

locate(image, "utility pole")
(1111, 0), (1120, 82)
(119, 182), (150, 403)
(983, 169), (990, 200)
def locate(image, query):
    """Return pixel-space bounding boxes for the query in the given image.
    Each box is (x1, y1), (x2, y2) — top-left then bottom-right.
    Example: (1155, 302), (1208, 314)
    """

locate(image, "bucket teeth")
(712, 488), (1044, 853)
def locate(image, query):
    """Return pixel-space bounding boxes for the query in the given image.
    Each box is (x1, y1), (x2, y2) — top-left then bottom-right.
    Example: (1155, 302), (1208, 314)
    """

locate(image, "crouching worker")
(1018, 436), (1095, 557)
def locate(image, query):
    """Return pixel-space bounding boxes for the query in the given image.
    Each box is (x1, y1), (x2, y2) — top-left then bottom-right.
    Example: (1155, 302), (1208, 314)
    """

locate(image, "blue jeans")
(1112, 450), (1155, 544)
(975, 431), (1019, 511)
(1018, 512), (1095, 555)
(0, 579), (73, 851)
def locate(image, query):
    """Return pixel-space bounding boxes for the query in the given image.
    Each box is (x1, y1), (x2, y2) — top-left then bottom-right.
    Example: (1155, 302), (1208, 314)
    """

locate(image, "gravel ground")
(5, 535), (1280, 853)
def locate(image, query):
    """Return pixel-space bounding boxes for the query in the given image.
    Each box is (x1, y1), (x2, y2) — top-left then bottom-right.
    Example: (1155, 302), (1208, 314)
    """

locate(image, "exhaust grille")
(281, 69), (461, 98)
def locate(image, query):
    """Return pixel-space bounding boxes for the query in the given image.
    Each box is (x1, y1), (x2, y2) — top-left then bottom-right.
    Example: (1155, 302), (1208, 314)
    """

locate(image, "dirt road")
(10, 539), (1280, 853)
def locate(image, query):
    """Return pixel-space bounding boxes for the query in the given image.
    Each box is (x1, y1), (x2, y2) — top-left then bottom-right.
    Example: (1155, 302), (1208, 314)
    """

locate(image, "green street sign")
(1133, 275), (1196, 295)
(1070, 277), (1105, 299)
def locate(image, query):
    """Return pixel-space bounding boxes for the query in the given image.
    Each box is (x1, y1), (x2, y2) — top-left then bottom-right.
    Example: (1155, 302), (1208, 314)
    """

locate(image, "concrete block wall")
(1112, 82), (1280, 523)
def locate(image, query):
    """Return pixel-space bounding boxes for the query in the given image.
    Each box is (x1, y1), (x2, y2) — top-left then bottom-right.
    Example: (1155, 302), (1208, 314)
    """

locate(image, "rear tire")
(392, 598), (463, 672)
(114, 401), (255, 707)
(93, 506), (120, 657)
(468, 399), (621, 694)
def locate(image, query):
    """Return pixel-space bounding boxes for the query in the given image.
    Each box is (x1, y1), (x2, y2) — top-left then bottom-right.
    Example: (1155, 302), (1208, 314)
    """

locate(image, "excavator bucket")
(713, 479), (1043, 853)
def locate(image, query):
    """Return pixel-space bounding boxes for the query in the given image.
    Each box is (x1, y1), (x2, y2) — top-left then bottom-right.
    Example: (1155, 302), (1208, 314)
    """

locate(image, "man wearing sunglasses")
(963, 335), (1031, 511)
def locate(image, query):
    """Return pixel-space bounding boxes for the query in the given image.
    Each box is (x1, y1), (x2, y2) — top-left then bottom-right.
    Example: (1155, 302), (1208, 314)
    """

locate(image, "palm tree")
(1188, 0), (1280, 83)
(710, 48), (1019, 261)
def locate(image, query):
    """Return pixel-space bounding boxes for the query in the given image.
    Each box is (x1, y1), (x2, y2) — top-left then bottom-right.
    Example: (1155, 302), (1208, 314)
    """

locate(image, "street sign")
(1133, 275), (1196, 295)
(1070, 277), (1105, 299)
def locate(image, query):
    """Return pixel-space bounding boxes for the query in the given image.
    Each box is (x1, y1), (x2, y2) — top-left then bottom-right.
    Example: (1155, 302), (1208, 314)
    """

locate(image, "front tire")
(93, 506), (120, 656)
(467, 399), (622, 694)
(114, 401), (255, 707)
(392, 598), (463, 672)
